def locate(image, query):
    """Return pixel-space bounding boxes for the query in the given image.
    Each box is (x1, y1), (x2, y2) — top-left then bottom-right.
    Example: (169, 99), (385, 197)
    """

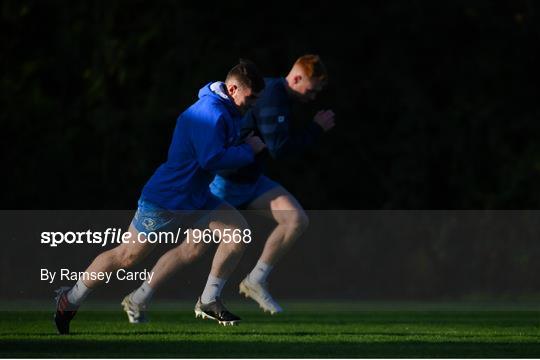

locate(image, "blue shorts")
(131, 194), (223, 233)
(210, 175), (280, 208)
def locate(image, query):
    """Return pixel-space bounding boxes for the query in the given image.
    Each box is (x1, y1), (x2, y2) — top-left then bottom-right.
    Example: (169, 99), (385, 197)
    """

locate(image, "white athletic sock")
(131, 281), (155, 305)
(67, 279), (92, 306)
(248, 261), (273, 284)
(200, 275), (226, 304)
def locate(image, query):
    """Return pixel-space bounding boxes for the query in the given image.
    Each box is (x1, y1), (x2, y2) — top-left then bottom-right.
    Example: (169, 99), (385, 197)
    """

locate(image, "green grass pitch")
(0, 302), (539, 357)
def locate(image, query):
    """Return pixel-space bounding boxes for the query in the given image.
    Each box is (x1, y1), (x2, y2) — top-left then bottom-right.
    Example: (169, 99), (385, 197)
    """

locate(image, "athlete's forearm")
(200, 143), (254, 171)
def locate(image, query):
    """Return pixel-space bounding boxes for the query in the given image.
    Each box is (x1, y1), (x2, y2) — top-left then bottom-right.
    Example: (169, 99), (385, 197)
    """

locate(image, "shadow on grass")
(1, 338), (540, 358)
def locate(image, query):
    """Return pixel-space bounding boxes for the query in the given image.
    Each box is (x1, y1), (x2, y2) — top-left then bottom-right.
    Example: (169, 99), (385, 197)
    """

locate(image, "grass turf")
(0, 302), (539, 358)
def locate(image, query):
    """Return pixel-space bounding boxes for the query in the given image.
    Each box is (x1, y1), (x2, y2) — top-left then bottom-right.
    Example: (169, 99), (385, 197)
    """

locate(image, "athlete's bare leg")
(247, 186), (308, 266)
(238, 185), (308, 314)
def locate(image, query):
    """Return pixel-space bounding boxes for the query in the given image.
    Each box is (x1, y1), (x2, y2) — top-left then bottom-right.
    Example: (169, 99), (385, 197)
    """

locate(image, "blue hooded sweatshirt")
(141, 82), (255, 209)
(214, 77), (323, 184)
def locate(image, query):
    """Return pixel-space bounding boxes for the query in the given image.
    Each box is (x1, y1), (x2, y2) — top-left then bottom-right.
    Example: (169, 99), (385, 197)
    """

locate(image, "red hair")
(294, 54), (328, 84)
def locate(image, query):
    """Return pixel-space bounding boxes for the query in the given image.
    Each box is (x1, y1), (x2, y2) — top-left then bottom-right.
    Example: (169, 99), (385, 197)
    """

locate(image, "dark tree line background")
(2, 1), (540, 210)
(1, 2), (539, 300)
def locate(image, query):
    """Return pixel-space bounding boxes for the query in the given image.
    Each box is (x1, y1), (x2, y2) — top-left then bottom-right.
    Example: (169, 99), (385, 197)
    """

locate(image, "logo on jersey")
(278, 115), (285, 123)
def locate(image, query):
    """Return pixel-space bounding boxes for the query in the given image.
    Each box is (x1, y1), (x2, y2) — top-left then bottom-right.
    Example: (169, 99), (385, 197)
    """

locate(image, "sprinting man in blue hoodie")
(123, 55), (335, 323)
(54, 60), (266, 333)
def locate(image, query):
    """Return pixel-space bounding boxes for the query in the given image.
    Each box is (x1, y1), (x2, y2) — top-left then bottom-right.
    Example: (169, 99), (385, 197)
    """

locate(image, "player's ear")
(294, 75), (302, 84)
(227, 83), (238, 96)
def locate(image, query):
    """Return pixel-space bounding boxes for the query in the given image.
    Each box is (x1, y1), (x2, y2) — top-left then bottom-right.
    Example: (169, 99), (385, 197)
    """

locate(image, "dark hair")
(226, 59), (265, 93)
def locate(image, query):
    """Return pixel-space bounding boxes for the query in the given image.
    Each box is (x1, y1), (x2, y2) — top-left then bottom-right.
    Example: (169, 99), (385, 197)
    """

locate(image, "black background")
(3, 1), (539, 210)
